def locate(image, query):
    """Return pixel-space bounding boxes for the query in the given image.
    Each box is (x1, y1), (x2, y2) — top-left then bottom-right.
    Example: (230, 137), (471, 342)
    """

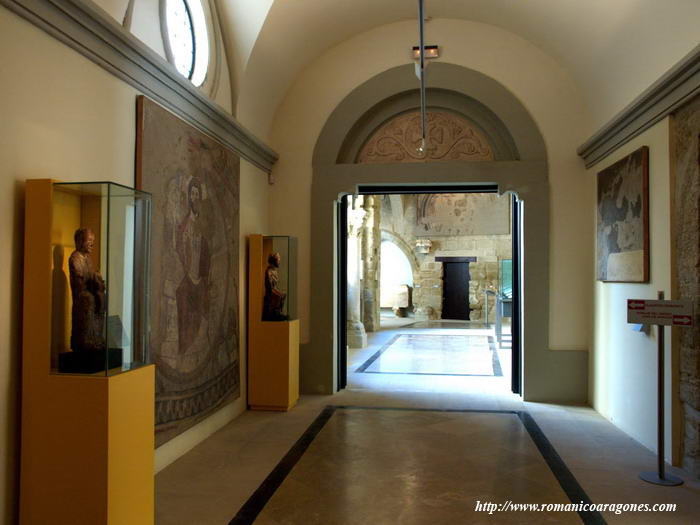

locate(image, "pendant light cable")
(417, 0), (428, 155)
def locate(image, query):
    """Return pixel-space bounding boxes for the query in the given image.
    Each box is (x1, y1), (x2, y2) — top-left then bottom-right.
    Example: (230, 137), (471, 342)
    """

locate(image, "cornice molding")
(1, 0), (278, 172)
(578, 44), (700, 169)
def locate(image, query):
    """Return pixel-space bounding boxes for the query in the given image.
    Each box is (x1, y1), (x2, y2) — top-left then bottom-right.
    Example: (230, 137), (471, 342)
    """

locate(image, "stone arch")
(305, 62), (584, 403)
(380, 229), (419, 278)
(379, 230), (418, 316)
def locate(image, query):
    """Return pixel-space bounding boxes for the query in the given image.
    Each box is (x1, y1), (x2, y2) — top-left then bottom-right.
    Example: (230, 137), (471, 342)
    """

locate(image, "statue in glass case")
(263, 252), (288, 321)
(69, 227), (106, 353)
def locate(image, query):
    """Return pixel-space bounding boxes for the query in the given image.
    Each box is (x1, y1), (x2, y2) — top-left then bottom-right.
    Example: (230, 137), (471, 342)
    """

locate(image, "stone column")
(346, 197), (367, 348)
(414, 257), (442, 320)
(361, 195), (381, 332)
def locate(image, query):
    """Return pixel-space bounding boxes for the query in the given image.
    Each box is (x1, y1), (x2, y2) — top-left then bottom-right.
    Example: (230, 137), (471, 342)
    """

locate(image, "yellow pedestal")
(20, 179), (155, 525)
(248, 234), (300, 410)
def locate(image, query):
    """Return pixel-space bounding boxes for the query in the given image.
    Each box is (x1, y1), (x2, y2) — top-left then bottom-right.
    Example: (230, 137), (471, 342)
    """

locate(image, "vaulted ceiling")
(219, 0), (700, 139)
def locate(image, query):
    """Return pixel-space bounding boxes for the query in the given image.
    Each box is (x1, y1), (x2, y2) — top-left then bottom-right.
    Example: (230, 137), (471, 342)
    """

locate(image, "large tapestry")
(136, 96), (240, 445)
(596, 146), (649, 282)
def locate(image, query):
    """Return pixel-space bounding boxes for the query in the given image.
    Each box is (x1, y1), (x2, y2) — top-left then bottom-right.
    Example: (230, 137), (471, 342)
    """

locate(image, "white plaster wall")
(215, 0), (273, 107)
(91, 0), (130, 23)
(213, 37), (234, 113)
(0, 8), (264, 522)
(590, 118), (674, 460)
(130, 0), (167, 58)
(0, 10), (136, 522)
(265, 18), (592, 350)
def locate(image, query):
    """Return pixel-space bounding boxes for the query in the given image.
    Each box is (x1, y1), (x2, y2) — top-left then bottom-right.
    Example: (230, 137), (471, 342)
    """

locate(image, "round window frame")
(160, 0), (222, 96)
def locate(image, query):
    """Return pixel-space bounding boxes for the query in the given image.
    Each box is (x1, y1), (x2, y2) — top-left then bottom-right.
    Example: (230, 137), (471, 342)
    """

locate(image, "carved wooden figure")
(263, 252), (287, 321)
(69, 227), (106, 352)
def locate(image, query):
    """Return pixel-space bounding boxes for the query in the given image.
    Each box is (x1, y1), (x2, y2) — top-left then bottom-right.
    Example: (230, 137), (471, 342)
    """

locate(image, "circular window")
(164, 0), (210, 86)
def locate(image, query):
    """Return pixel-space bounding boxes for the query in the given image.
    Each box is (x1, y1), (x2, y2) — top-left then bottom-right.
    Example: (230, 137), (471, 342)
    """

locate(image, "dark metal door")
(337, 195), (348, 390)
(442, 262), (470, 320)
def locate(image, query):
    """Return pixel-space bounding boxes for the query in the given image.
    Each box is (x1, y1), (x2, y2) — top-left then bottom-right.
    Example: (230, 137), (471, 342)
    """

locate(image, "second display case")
(248, 234), (300, 411)
(261, 235), (297, 321)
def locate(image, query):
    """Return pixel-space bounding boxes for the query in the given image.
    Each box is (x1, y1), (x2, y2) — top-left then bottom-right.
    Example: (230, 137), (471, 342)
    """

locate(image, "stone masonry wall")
(380, 194), (511, 322)
(414, 236), (511, 322)
(673, 96), (700, 476)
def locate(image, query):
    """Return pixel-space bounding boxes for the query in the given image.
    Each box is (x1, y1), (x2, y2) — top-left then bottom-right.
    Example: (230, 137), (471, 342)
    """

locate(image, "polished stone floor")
(348, 322), (511, 395)
(357, 334), (501, 376)
(250, 407), (581, 525)
(156, 324), (700, 524)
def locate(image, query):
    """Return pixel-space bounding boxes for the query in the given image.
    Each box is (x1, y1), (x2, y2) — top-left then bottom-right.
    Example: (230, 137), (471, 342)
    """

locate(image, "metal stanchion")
(639, 291), (683, 486)
(484, 289), (496, 329)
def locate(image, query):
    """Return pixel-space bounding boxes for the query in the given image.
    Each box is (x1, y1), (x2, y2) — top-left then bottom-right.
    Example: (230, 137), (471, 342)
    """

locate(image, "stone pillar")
(361, 195), (381, 332)
(346, 197), (367, 348)
(413, 258), (442, 320)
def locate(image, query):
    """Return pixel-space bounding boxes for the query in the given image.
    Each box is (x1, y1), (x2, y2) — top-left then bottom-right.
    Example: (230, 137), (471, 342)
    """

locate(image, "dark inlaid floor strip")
(227, 406), (336, 525)
(354, 334), (401, 373)
(518, 411), (606, 525)
(229, 406), (606, 525)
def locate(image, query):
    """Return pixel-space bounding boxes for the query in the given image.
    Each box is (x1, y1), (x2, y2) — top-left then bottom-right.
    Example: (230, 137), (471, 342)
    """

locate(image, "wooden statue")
(263, 252), (287, 321)
(69, 227), (106, 352)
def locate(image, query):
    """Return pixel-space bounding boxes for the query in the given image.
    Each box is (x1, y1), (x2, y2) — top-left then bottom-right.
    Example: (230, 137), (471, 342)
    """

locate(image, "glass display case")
(261, 235), (297, 321)
(50, 182), (151, 375)
(498, 258), (513, 321)
(499, 259), (513, 299)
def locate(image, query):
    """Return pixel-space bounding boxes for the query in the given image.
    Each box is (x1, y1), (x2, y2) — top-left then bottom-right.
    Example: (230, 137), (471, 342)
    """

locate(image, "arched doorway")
(379, 236), (415, 320)
(306, 62), (580, 402)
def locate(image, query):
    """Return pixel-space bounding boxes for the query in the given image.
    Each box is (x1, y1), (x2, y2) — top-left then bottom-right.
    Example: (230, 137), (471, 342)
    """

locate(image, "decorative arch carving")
(357, 111), (494, 163)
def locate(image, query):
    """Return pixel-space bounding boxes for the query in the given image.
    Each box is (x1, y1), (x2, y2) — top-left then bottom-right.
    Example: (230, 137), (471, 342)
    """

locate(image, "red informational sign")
(627, 299), (694, 326)
(673, 315), (692, 326)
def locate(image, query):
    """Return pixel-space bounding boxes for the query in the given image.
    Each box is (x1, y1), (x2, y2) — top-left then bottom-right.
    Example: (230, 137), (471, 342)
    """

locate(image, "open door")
(511, 194), (522, 395)
(337, 195), (348, 391)
(337, 185), (520, 393)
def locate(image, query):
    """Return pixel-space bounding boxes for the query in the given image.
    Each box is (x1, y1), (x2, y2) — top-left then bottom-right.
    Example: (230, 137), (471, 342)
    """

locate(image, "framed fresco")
(596, 146), (649, 282)
(415, 193), (510, 236)
(136, 96), (240, 445)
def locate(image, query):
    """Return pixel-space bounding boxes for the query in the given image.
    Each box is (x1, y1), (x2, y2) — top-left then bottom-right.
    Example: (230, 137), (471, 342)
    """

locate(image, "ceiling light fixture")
(411, 45), (439, 60)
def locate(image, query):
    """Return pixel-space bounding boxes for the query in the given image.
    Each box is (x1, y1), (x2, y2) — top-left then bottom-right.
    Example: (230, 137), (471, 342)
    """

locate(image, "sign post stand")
(628, 291), (688, 487)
